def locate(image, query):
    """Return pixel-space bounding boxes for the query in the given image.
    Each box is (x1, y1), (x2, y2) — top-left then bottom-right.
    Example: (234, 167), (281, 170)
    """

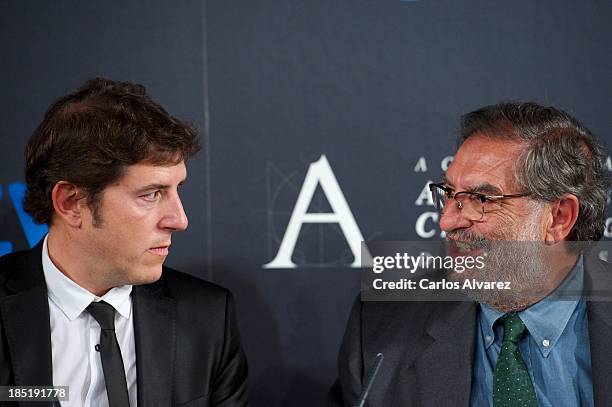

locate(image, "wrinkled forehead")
(445, 135), (526, 194)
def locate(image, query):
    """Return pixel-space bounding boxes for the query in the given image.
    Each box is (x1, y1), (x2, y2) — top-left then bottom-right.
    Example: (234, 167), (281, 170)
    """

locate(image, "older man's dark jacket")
(329, 255), (612, 407)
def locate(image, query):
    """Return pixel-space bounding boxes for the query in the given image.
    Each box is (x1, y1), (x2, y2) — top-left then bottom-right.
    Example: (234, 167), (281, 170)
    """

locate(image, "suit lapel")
(581, 255), (612, 407)
(414, 301), (476, 407)
(0, 242), (54, 386)
(587, 300), (612, 407)
(132, 278), (176, 407)
(585, 256), (612, 407)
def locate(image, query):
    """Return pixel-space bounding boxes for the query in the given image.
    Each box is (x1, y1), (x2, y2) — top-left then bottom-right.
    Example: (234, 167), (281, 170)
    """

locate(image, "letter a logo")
(264, 155), (371, 268)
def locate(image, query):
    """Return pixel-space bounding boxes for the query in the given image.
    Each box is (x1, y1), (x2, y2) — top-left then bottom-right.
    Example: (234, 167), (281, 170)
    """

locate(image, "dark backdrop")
(2, 1), (612, 406)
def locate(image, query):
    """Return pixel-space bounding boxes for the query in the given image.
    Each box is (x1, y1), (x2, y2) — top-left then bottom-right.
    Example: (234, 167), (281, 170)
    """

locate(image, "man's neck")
(46, 229), (112, 296)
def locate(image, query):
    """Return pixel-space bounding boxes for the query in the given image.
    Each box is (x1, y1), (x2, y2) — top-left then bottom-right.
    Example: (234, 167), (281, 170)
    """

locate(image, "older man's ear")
(544, 193), (580, 245)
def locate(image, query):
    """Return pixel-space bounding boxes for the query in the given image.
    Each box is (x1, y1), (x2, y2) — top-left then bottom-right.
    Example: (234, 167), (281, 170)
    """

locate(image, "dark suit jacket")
(0, 242), (249, 407)
(328, 256), (612, 407)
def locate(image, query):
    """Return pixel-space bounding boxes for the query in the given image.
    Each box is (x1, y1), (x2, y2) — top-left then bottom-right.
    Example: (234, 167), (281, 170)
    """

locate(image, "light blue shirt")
(470, 257), (594, 407)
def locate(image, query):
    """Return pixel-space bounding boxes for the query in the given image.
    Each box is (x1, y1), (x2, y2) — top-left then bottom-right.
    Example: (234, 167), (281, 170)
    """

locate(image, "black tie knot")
(87, 301), (116, 331)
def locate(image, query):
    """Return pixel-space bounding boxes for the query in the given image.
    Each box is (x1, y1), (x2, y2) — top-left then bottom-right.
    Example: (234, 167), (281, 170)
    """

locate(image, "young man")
(0, 78), (249, 406)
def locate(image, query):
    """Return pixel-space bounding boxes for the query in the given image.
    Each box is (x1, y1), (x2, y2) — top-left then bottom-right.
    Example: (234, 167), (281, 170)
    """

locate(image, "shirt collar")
(478, 255), (584, 358)
(41, 234), (133, 321)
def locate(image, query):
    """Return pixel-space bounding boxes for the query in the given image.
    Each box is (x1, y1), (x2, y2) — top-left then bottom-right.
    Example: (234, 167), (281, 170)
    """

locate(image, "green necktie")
(492, 313), (538, 407)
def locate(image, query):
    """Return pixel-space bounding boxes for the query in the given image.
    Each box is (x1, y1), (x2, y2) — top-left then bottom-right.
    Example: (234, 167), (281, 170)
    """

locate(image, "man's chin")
(129, 266), (164, 286)
(448, 269), (548, 311)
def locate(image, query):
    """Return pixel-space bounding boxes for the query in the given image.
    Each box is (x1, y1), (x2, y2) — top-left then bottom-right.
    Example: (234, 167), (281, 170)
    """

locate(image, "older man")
(329, 102), (611, 407)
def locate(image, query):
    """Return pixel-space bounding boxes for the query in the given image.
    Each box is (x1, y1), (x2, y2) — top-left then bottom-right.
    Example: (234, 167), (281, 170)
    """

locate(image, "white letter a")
(263, 155), (371, 268)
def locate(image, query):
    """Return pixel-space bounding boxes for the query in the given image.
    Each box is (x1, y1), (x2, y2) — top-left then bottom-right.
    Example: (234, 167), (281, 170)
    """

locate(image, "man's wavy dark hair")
(24, 77), (200, 225)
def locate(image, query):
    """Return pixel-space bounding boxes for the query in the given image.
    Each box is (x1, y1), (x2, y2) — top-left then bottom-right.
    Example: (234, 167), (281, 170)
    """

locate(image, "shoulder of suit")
(0, 248), (29, 266)
(159, 266), (231, 300)
(358, 299), (466, 337)
(0, 248), (31, 281)
(592, 257), (612, 271)
(361, 298), (446, 316)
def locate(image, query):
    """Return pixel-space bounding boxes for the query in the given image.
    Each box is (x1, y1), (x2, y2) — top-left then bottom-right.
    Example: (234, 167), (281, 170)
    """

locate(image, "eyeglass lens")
(431, 187), (484, 221)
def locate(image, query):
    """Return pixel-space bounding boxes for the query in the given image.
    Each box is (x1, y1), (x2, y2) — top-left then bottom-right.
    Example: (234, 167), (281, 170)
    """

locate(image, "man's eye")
(141, 191), (161, 201)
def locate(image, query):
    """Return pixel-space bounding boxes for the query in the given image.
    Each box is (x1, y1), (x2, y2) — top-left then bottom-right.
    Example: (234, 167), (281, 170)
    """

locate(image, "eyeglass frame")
(429, 182), (531, 220)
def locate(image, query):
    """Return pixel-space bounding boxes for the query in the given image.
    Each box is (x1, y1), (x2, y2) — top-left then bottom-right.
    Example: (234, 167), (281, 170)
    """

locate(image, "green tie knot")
(501, 312), (527, 344)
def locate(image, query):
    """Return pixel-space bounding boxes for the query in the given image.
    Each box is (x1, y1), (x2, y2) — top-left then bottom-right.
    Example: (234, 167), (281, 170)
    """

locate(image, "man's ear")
(51, 181), (85, 228)
(544, 193), (579, 244)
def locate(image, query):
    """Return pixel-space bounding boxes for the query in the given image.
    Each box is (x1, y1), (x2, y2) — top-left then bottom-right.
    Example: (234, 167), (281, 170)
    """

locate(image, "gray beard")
(460, 241), (550, 310)
(447, 208), (551, 311)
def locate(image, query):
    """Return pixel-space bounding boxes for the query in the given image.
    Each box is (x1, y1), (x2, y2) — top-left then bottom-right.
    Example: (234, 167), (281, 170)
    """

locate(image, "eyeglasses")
(429, 183), (530, 221)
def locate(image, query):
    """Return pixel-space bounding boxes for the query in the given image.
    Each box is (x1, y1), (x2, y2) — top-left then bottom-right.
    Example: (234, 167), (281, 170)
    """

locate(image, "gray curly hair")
(459, 102), (610, 243)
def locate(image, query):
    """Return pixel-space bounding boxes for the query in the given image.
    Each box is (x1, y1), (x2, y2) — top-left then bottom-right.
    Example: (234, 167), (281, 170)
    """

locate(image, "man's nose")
(439, 199), (472, 232)
(161, 194), (189, 231)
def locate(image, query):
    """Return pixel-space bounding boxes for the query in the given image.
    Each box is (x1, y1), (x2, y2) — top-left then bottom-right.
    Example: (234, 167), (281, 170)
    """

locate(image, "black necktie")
(86, 301), (131, 407)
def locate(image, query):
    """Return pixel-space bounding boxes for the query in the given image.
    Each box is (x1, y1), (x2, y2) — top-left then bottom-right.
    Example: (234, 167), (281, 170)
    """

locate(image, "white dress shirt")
(41, 235), (138, 407)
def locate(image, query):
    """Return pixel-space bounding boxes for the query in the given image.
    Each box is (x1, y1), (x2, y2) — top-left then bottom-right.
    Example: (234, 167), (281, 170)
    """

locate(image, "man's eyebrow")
(134, 184), (171, 194)
(440, 176), (502, 194)
(441, 174), (453, 187)
(465, 183), (503, 195)
(134, 178), (187, 194)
